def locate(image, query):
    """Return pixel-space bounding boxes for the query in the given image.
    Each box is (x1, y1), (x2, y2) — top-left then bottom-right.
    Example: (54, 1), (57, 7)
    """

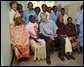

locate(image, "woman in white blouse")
(9, 1), (20, 24)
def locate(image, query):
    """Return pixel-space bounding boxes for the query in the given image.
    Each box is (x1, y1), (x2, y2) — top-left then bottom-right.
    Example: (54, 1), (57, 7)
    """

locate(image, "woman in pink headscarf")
(56, 14), (75, 60)
(10, 13), (30, 60)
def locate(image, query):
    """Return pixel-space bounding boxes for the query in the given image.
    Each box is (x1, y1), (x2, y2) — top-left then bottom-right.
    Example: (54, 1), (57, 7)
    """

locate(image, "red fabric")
(66, 23), (76, 37)
(70, 39), (75, 43)
(70, 37), (79, 43)
(56, 22), (66, 35)
(12, 43), (30, 54)
(56, 14), (66, 35)
(58, 14), (63, 19)
(12, 43), (30, 60)
(10, 23), (30, 60)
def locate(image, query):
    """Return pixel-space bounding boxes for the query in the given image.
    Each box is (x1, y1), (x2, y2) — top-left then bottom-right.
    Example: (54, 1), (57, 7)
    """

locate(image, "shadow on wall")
(64, 3), (83, 25)
(1, 1), (12, 66)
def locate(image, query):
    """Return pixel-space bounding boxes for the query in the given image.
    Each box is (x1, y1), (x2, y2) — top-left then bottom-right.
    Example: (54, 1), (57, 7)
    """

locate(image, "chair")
(51, 40), (59, 53)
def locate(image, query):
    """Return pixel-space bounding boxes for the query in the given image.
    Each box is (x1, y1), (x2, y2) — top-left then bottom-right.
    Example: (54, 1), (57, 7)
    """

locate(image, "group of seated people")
(9, 1), (83, 65)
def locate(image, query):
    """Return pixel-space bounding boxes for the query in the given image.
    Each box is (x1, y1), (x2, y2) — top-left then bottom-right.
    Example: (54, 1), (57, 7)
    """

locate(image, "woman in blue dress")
(22, 2), (38, 25)
(76, 5), (83, 51)
(49, 5), (60, 23)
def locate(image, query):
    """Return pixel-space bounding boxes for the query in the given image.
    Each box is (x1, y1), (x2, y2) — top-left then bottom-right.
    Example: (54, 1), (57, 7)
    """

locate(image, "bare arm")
(53, 30), (57, 36)
(76, 24), (80, 34)
(76, 24), (80, 31)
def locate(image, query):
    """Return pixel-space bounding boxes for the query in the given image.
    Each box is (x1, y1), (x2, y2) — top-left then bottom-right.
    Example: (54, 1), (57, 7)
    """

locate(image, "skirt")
(64, 37), (72, 53)
(30, 39), (46, 60)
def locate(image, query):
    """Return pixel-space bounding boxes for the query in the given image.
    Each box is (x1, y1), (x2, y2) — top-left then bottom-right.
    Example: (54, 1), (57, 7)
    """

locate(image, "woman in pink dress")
(26, 15), (45, 44)
(26, 15), (46, 60)
(10, 13), (30, 60)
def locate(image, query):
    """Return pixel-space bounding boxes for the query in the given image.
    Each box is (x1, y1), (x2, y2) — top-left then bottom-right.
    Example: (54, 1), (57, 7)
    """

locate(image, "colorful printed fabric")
(10, 23), (30, 60)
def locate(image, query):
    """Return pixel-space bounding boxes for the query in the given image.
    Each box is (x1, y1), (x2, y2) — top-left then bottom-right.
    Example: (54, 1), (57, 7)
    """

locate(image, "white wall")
(57, 1), (83, 7)
(1, 53), (4, 66)
(1, 1), (12, 66)
(17, 1), (57, 11)
(66, 3), (83, 25)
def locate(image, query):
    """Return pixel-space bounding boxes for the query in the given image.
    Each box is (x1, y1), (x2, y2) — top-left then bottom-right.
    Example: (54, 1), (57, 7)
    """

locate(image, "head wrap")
(58, 14), (63, 19)
(14, 13), (20, 19)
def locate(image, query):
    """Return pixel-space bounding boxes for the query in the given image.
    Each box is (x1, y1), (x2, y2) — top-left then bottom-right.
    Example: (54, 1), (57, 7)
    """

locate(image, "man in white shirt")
(61, 8), (68, 25)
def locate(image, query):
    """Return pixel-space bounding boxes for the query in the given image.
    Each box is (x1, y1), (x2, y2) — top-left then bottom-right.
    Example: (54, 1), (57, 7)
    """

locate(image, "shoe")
(58, 55), (65, 61)
(80, 51), (83, 54)
(65, 55), (71, 60)
(69, 55), (75, 60)
(78, 51), (81, 54)
(46, 58), (51, 65)
(80, 47), (83, 51)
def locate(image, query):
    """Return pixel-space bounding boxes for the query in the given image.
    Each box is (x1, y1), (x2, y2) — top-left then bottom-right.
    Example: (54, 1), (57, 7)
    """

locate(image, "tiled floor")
(12, 51), (83, 66)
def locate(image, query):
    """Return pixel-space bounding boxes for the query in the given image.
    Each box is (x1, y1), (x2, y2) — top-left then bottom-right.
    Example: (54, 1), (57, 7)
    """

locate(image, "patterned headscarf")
(14, 13), (20, 19)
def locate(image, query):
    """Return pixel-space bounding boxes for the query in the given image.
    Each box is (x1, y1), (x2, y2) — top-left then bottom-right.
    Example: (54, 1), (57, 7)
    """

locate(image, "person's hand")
(60, 34), (66, 38)
(35, 36), (39, 40)
(72, 36), (76, 40)
(60, 34), (63, 37)
(64, 34), (67, 37)
(76, 30), (80, 35)
(49, 35), (55, 40)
